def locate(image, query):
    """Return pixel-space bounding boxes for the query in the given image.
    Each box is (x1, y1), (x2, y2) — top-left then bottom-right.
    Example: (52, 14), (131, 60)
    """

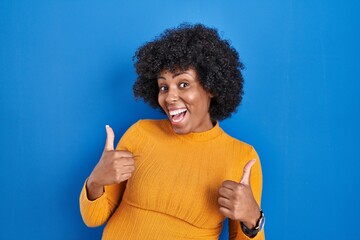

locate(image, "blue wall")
(1, 1), (359, 239)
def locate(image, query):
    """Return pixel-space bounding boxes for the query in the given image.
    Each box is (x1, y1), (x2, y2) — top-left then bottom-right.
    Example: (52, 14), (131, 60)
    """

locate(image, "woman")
(80, 23), (265, 239)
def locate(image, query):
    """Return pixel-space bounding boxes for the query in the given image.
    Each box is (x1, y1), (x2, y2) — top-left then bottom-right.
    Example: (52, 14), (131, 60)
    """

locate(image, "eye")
(159, 85), (168, 92)
(179, 82), (189, 88)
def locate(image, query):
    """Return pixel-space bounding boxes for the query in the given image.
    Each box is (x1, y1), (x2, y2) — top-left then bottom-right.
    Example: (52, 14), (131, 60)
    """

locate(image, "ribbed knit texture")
(80, 119), (264, 239)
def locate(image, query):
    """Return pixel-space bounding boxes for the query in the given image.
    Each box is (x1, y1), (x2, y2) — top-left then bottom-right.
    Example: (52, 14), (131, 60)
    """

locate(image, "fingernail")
(105, 125), (110, 128)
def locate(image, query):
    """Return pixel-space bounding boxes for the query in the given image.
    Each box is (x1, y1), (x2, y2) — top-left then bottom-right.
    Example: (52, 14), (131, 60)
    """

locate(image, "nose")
(165, 86), (179, 104)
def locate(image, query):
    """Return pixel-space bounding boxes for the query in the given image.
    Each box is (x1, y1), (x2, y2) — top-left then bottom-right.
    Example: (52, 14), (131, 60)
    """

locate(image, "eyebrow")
(157, 71), (193, 80)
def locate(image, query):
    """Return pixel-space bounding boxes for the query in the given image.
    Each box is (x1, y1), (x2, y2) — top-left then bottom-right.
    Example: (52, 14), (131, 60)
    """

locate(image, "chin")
(171, 125), (191, 135)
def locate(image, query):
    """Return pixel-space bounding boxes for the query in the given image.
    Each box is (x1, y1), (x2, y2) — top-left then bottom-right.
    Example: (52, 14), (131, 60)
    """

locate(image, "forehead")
(158, 68), (197, 80)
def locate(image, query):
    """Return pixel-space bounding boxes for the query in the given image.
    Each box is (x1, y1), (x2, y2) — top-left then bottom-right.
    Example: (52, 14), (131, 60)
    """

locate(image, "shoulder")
(222, 129), (254, 149)
(219, 128), (257, 157)
(117, 119), (169, 151)
(131, 119), (170, 136)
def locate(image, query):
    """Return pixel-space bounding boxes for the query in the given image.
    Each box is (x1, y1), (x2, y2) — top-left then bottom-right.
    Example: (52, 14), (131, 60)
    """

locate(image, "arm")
(79, 180), (126, 227)
(79, 125), (136, 227)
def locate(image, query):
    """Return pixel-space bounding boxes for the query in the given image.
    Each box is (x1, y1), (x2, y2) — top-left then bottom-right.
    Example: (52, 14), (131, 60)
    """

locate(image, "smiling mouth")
(169, 108), (187, 123)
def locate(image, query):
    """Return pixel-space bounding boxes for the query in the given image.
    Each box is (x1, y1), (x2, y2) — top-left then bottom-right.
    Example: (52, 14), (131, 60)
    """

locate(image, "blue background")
(1, 1), (359, 239)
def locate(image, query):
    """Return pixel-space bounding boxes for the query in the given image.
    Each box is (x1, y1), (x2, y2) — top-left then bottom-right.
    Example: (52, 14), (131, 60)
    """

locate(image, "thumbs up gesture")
(218, 159), (261, 229)
(86, 125), (135, 200)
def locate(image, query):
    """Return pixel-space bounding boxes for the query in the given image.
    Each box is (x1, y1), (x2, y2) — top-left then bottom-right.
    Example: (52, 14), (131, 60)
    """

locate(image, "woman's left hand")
(218, 159), (261, 229)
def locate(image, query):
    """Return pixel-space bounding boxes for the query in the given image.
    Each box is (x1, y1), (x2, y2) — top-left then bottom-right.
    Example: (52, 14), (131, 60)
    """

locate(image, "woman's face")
(157, 68), (213, 134)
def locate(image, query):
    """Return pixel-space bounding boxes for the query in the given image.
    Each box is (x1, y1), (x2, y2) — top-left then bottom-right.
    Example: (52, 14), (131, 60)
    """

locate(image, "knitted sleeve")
(79, 121), (142, 227)
(228, 147), (265, 240)
(79, 181), (127, 227)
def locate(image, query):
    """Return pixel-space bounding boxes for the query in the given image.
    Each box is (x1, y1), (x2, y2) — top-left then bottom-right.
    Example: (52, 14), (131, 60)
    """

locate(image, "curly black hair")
(133, 23), (244, 121)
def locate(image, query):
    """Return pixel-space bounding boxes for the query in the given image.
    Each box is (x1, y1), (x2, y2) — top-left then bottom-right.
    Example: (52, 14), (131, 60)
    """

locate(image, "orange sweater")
(80, 119), (264, 239)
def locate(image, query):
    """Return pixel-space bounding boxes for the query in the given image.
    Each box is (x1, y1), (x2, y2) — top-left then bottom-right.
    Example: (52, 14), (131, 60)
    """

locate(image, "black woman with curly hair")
(80, 23), (265, 240)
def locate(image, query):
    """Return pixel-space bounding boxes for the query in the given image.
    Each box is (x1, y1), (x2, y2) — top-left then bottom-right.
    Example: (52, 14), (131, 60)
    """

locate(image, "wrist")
(86, 176), (104, 200)
(240, 210), (265, 238)
(242, 209), (261, 229)
(87, 174), (101, 188)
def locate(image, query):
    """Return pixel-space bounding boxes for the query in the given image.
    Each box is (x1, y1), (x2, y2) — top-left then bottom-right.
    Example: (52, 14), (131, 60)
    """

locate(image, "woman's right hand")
(86, 125), (135, 200)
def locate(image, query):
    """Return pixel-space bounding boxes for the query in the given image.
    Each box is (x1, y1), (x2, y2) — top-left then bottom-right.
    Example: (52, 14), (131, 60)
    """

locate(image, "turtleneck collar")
(163, 119), (224, 142)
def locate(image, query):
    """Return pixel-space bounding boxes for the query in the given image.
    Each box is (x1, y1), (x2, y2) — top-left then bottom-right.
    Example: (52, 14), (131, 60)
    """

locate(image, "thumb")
(104, 125), (115, 151)
(240, 159), (256, 185)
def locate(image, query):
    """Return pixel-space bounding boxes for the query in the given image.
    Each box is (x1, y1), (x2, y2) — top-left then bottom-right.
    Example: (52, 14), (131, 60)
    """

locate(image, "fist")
(218, 159), (260, 228)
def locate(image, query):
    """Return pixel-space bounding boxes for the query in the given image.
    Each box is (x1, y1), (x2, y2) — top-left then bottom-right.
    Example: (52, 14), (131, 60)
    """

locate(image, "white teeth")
(169, 109), (187, 116)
